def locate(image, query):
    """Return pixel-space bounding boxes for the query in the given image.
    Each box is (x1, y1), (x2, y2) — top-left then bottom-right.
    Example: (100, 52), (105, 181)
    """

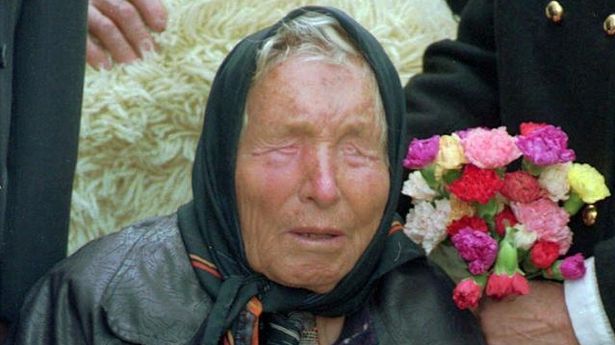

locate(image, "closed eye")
(259, 144), (300, 165)
(275, 145), (299, 155)
(342, 143), (361, 156)
(340, 143), (381, 167)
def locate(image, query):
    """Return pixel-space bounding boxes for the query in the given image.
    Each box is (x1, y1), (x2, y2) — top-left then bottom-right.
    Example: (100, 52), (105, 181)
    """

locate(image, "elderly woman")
(6, 7), (484, 345)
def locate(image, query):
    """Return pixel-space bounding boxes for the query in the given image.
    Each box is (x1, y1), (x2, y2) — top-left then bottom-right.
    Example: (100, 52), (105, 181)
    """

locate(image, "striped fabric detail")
(190, 254), (222, 279)
(247, 298), (263, 345)
(223, 332), (235, 345)
(388, 220), (403, 236)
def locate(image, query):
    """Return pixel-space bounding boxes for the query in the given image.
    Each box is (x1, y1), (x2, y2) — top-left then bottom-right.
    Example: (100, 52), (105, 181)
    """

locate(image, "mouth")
(296, 233), (337, 239)
(288, 227), (345, 247)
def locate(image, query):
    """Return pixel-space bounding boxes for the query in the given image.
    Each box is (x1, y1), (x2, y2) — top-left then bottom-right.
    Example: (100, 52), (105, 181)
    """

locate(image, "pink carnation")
(403, 135), (440, 169)
(453, 278), (483, 310)
(511, 199), (572, 254)
(516, 125), (576, 166)
(461, 127), (522, 169)
(451, 228), (498, 275)
(560, 253), (586, 280)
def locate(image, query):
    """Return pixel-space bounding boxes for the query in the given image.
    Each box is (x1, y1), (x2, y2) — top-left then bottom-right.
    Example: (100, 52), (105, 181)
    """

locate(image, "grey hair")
(244, 12), (387, 152)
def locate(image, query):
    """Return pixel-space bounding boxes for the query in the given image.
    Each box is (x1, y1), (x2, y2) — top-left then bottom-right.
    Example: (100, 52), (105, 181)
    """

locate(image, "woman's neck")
(315, 315), (345, 345)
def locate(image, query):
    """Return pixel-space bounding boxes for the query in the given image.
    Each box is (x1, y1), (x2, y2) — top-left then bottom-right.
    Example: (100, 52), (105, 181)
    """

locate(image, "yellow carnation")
(435, 134), (466, 170)
(568, 163), (611, 203)
(448, 195), (475, 222)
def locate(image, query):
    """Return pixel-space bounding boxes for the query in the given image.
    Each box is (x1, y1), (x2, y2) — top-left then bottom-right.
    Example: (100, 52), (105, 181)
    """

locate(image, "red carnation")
(520, 122), (548, 136)
(510, 273), (531, 295)
(447, 216), (489, 236)
(494, 206), (518, 236)
(448, 165), (504, 204)
(500, 171), (545, 203)
(486, 272), (530, 300)
(530, 241), (560, 269)
(453, 278), (483, 310)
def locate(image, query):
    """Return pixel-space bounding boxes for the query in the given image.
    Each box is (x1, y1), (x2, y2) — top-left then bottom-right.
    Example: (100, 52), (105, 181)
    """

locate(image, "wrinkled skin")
(478, 281), (579, 345)
(87, 0), (167, 68)
(235, 57), (389, 294)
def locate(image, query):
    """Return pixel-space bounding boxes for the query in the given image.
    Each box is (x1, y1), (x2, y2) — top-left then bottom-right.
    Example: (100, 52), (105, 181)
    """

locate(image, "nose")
(299, 146), (340, 207)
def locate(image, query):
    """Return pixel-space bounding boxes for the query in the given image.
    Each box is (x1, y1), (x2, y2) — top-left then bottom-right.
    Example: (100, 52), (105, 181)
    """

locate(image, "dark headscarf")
(177, 6), (422, 344)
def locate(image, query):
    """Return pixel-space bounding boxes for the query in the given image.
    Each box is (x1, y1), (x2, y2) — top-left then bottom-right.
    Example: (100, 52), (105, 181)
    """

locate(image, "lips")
(289, 227), (344, 237)
(288, 227), (345, 247)
(297, 233), (336, 239)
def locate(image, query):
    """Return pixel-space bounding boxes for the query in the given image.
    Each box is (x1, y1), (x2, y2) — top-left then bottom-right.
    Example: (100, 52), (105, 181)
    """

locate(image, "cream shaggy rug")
(69, 0), (458, 253)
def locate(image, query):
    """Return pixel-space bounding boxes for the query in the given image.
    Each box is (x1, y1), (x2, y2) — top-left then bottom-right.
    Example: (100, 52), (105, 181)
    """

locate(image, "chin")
(267, 260), (349, 294)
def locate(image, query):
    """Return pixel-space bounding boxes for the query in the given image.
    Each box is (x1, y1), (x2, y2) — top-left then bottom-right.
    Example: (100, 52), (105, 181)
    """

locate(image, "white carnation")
(538, 162), (571, 201)
(401, 171), (437, 201)
(403, 199), (451, 254)
(511, 224), (538, 250)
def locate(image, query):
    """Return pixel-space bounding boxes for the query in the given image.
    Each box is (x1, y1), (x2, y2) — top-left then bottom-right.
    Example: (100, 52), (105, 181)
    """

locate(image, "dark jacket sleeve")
(404, 0), (499, 139)
(0, 0), (87, 324)
(371, 259), (486, 345)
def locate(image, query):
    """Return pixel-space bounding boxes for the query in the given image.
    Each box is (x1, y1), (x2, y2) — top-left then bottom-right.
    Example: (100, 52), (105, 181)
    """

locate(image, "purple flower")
(451, 228), (498, 275)
(560, 253), (586, 280)
(516, 125), (576, 166)
(403, 135), (440, 169)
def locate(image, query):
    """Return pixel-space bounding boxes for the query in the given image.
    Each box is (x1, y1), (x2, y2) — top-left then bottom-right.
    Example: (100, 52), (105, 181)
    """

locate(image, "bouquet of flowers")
(401, 122), (611, 309)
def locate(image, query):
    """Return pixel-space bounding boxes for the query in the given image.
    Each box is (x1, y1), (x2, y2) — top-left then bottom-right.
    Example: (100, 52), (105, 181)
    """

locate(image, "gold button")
(604, 14), (615, 35)
(545, 1), (564, 23)
(582, 204), (598, 226)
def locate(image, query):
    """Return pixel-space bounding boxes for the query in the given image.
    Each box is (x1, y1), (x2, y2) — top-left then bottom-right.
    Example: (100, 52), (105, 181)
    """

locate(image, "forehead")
(245, 56), (380, 131)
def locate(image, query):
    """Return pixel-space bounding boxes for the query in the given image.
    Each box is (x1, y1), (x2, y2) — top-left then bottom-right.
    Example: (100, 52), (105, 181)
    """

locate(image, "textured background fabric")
(69, 0), (458, 253)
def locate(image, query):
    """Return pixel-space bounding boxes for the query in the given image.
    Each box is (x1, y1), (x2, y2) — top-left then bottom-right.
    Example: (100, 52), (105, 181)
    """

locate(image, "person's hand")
(478, 280), (579, 345)
(87, 0), (167, 69)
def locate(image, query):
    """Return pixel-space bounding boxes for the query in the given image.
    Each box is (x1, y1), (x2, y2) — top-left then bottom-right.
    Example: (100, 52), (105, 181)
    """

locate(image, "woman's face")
(235, 56), (390, 293)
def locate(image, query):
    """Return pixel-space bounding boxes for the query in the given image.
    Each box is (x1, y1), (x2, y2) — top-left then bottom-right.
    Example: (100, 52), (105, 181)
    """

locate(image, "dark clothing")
(405, 0), (615, 327)
(331, 307), (376, 345)
(0, 0), (87, 323)
(445, 0), (469, 16)
(6, 214), (485, 345)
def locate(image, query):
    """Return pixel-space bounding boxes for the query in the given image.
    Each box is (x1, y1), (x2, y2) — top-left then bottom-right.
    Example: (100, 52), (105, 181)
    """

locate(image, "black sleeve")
(404, 0), (500, 140)
(0, 0), (88, 324)
(371, 259), (486, 344)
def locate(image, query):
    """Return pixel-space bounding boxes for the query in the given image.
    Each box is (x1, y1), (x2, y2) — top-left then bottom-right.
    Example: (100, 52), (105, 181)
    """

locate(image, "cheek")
(347, 168), (389, 249)
(340, 164), (390, 250)
(235, 158), (301, 265)
(343, 164), (390, 216)
(237, 159), (300, 208)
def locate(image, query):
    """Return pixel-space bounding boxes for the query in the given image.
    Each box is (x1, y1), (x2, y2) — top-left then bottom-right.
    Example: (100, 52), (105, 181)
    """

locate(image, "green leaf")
(420, 164), (439, 191)
(522, 158), (544, 176)
(476, 198), (499, 219)
(442, 169), (462, 185)
(428, 245), (469, 283)
(563, 191), (584, 215)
